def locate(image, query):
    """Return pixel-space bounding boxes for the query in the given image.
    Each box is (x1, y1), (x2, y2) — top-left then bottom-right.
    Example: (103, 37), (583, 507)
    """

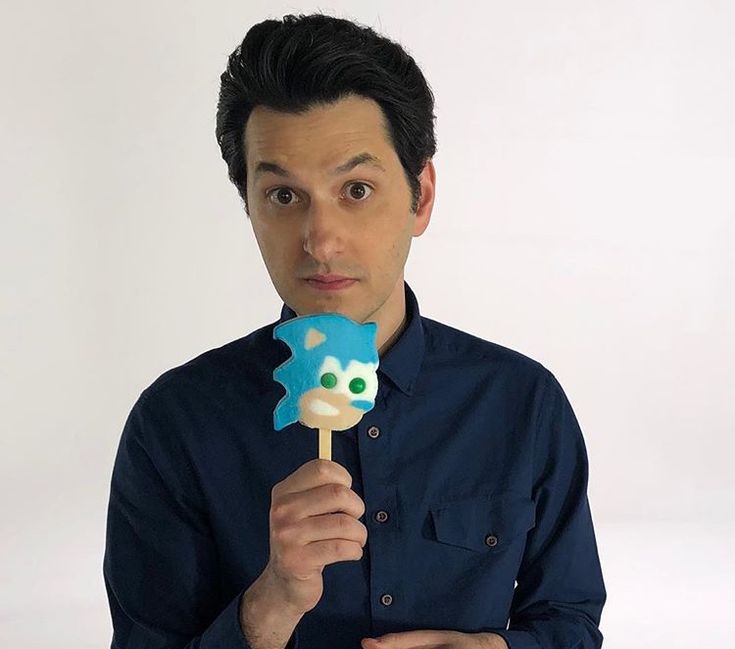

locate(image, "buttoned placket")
(357, 383), (402, 634)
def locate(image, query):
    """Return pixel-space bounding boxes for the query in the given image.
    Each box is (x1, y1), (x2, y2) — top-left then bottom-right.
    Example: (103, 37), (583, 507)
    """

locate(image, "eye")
(320, 372), (337, 389)
(348, 377), (366, 394)
(267, 187), (301, 206)
(344, 182), (373, 202)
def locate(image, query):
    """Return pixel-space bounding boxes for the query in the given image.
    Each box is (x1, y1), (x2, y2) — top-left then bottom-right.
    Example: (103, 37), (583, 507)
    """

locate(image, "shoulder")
(420, 315), (552, 385)
(419, 316), (580, 441)
(136, 320), (280, 408)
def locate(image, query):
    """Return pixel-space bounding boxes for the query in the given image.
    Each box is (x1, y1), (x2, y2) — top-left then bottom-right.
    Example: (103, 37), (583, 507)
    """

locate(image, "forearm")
(239, 570), (304, 649)
(478, 632), (509, 649)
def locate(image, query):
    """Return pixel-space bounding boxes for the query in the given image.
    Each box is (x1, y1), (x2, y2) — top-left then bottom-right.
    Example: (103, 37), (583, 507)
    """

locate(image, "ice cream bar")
(273, 312), (379, 459)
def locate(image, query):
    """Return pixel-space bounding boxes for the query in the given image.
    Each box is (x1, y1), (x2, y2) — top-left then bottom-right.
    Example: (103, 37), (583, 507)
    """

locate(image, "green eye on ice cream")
(320, 372), (337, 389)
(349, 377), (366, 394)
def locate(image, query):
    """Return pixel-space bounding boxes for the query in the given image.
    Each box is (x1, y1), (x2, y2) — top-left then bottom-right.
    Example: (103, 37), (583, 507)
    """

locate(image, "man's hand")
(262, 458), (368, 614)
(361, 630), (509, 649)
(240, 459), (368, 648)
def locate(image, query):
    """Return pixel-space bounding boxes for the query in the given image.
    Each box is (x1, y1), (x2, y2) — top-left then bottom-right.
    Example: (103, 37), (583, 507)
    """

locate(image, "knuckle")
(270, 502), (289, 523)
(271, 481), (282, 499)
(358, 522), (368, 545)
(323, 539), (341, 559)
(354, 495), (366, 518)
(272, 524), (291, 545)
(349, 541), (363, 559)
(315, 459), (332, 478)
(333, 539), (349, 556)
(336, 513), (352, 530)
(330, 483), (347, 500)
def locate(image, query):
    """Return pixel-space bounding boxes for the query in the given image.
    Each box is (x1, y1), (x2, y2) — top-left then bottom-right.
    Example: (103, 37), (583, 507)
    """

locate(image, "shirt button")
(374, 510), (389, 523)
(380, 593), (393, 606)
(367, 425), (381, 439)
(484, 534), (499, 547)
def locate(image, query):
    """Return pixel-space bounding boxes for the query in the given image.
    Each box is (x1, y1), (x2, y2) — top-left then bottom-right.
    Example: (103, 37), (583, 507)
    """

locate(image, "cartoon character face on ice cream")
(273, 313), (379, 431)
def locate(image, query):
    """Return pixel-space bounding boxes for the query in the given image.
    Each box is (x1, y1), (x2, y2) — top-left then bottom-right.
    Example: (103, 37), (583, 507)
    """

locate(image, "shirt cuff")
(199, 588), (299, 648)
(490, 629), (542, 649)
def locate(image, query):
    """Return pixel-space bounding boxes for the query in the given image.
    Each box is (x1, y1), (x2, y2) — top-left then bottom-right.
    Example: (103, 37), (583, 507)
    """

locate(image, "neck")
(374, 277), (409, 356)
(378, 312), (407, 356)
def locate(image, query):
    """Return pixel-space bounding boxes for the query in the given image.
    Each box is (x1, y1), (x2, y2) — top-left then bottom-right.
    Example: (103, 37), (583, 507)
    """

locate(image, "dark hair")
(215, 13), (437, 215)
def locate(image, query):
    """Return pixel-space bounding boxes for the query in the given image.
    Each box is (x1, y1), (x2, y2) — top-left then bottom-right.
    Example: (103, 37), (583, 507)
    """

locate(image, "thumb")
(361, 639), (383, 649)
(362, 630), (451, 648)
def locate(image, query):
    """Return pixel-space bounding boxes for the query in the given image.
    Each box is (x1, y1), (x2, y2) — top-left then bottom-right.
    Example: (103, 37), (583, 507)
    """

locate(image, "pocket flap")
(430, 493), (536, 552)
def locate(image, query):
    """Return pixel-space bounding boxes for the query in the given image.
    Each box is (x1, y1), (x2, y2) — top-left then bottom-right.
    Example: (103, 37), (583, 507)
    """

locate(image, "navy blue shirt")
(104, 282), (606, 648)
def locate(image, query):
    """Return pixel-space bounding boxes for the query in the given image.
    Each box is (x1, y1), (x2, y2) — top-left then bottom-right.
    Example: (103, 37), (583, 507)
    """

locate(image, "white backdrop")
(1, 1), (733, 647)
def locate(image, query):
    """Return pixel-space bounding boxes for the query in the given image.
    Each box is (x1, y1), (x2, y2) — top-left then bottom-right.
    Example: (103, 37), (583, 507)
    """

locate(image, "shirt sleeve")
(487, 370), (607, 649)
(103, 394), (299, 649)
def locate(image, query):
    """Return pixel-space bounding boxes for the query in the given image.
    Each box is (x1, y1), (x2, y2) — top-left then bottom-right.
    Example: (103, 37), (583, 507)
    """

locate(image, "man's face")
(244, 94), (433, 329)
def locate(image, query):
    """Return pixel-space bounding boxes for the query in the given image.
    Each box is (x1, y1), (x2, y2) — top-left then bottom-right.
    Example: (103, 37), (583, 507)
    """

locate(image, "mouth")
(303, 274), (358, 291)
(308, 398), (341, 417)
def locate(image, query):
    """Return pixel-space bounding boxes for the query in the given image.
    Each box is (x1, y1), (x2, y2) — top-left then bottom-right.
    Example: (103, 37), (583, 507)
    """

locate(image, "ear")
(412, 159), (436, 237)
(304, 327), (327, 350)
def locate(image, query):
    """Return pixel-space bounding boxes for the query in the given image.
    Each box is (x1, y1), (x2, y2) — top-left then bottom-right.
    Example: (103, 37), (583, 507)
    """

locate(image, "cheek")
(386, 222), (413, 259)
(364, 203), (411, 246)
(254, 223), (298, 266)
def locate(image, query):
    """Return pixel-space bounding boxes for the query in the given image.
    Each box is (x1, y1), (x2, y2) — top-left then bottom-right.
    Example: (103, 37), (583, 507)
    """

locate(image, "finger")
(364, 630), (461, 648)
(289, 512), (368, 546)
(301, 538), (365, 569)
(276, 482), (365, 520)
(276, 458), (353, 495)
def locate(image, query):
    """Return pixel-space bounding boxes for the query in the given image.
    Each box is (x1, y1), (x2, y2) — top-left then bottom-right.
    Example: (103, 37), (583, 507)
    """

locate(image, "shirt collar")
(276, 280), (424, 396)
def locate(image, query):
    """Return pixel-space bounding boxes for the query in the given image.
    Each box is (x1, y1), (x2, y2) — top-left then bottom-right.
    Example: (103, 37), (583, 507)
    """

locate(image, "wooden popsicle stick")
(318, 428), (332, 461)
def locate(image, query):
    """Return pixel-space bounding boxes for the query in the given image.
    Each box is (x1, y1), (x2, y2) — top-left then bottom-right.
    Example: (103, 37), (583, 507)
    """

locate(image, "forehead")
(244, 95), (396, 174)
(319, 356), (378, 375)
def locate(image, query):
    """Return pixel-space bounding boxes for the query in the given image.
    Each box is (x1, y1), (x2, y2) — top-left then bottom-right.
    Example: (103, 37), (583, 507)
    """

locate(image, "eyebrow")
(253, 152), (385, 179)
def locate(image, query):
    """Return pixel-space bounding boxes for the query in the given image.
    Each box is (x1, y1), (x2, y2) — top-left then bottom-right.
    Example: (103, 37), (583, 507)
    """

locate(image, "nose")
(302, 200), (345, 263)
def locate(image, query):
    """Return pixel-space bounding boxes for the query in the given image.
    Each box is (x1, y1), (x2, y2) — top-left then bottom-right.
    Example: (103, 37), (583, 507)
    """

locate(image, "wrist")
(239, 571), (304, 649)
(241, 569), (304, 620)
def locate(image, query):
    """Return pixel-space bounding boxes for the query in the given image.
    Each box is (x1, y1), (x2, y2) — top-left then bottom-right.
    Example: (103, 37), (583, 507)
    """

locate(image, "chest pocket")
(429, 492), (536, 553)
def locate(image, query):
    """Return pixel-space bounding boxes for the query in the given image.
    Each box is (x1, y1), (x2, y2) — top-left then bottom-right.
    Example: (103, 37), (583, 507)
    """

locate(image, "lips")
(307, 274), (354, 282)
(302, 273), (358, 291)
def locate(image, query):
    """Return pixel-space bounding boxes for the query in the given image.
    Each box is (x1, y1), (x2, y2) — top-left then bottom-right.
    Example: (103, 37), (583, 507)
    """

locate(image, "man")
(104, 13), (606, 649)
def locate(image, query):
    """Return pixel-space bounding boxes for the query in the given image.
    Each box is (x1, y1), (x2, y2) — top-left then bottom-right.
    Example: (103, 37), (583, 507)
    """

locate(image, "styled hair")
(215, 13), (437, 215)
